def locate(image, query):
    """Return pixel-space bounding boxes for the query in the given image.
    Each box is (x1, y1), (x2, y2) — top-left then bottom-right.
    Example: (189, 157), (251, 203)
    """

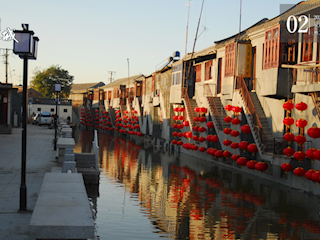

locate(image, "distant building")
(15, 86), (44, 99)
(0, 83), (13, 133)
(69, 82), (105, 107)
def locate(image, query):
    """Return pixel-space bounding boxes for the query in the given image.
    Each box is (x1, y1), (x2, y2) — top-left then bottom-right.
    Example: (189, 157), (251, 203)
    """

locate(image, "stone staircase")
(206, 97), (228, 130)
(249, 92), (274, 152)
(189, 99), (200, 127)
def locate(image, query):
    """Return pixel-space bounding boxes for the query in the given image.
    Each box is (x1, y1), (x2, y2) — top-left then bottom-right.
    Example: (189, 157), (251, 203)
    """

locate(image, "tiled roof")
(70, 82), (105, 93)
(101, 75), (144, 89)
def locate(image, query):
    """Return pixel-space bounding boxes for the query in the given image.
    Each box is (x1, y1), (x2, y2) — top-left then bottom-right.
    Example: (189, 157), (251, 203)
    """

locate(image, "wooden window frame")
(263, 25), (280, 70)
(205, 60), (213, 80)
(301, 27), (314, 62)
(194, 64), (201, 82)
(225, 42), (236, 77)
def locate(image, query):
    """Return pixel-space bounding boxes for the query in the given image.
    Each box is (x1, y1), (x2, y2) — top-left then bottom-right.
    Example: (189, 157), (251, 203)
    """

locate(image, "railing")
(282, 62), (320, 85)
(181, 87), (195, 128)
(236, 76), (266, 149)
(92, 130), (99, 170)
(310, 92), (320, 122)
(203, 83), (224, 130)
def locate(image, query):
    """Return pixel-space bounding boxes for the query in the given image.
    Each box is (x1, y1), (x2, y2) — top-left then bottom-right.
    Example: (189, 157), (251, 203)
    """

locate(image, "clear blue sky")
(0, 0), (301, 86)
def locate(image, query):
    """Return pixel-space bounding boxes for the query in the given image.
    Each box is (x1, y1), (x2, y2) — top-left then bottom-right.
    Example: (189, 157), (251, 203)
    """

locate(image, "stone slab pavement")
(0, 124), (57, 240)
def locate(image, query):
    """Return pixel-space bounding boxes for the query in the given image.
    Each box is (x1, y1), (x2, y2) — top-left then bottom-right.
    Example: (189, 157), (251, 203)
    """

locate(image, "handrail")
(203, 83), (224, 130)
(310, 92), (320, 122)
(181, 87), (195, 128)
(236, 76), (267, 149)
(290, 66), (319, 85)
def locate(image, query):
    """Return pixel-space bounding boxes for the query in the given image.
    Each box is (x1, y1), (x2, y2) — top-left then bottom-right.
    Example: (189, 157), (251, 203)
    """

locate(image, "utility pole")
(108, 71), (116, 84)
(5, 49), (8, 84)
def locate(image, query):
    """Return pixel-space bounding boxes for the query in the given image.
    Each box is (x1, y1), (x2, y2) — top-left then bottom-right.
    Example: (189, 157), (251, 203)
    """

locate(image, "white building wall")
(28, 103), (72, 122)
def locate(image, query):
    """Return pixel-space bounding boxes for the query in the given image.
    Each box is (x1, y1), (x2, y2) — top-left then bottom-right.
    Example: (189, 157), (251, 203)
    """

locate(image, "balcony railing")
(282, 62), (320, 85)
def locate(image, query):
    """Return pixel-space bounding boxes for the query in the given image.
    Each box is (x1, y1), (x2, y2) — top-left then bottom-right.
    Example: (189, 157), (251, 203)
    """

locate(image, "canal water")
(75, 129), (320, 240)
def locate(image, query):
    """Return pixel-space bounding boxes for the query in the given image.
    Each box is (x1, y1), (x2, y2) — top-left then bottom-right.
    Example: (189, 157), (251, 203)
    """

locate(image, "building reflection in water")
(76, 130), (320, 240)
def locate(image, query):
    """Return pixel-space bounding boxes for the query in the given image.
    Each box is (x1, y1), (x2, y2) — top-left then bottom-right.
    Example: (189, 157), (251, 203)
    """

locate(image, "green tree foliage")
(31, 65), (74, 99)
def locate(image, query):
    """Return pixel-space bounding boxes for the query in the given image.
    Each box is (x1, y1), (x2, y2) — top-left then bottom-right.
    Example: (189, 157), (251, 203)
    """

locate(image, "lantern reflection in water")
(74, 130), (320, 240)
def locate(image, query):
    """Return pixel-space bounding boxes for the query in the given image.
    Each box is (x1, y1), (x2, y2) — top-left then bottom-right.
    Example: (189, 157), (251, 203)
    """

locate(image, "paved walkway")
(0, 124), (57, 240)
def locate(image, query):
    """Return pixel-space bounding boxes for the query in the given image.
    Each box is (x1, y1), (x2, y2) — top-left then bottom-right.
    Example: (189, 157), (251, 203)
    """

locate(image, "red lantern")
(223, 139), (232, 146)
(307, 127), (320, 139)
(178, 116), (185, 121)
(293, 167), (306, 177)
(241, 124), (251, 134)
(177, 132), (183, 138)
(198, 137), (206, 142)
(306, 148), (316, 161)
(198, 127), (206, 133)
(215, 150), (223, 158)
(183, 121), (190, 127)
(232, 106), (242, 113)
(255, 162), (268, 172)
(199, 146), (206, 152)
(237, 157), (248, 167)
(294, 135), (306, 145)
(179, 107), (185, 112)
(239, 141), (249, 152)
(194, 117), (200, 122)
(247, 143), (258, 155)
(314, 149), (320, 160)
(199, 117), (206, 123)
(231, 118), (241, 125)
(206, 148), (213, 155)
(223, 150), (232, 158)
(194, 107), (200, 113)
(183, 143), (190, 150)
(225, 105), (233, 111)
(191, 144), (199, 151)
(186, 131), (193, 139)
(177, 124), (184, 129)
(283, 147), (295, 157)
(295, 102), (307, 112)
(173, 116), (178, 121)
(206, 121), (214, 129)
(200, 107), (207, 113)
(177, 140), (183, 146)
(305, 169), (315, 180)
(283, 132), (295, 142)
(246, 160), (257, 170)
(283, 101), (294, 111)
(192, 136), (199, 142)
(231, 154), (240, 161)
(210, 148), (217, 156)
(172, 132), (178, 137)
(283, 117), (294, 126)
(312, 171), (320, 183)
(295, 118), (308, 128)
(230, 142), (239, 149)
(224, 116), (232, 124)
(294, 151), (305, 162)
(211, 135), (219, 143)
(206, 135), (213, 142)
(281, 163), (293, 173)
(223, 128), (232, 135)
(231, 130), (240, 138)
(193, 126), (199, 132)
(174, 107), (179, 112)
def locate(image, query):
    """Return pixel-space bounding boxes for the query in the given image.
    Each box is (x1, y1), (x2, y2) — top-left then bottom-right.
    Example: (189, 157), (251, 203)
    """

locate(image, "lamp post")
(13, 24), (39, 211)
(54, 83), (61, 150)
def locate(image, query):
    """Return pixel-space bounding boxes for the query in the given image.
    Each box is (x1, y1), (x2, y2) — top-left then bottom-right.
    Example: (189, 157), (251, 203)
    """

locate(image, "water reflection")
(75, 130), (320, 240)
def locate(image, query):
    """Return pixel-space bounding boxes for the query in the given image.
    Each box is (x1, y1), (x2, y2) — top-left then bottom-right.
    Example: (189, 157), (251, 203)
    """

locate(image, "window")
(37, 108), (41, 111)
(172, 63), (182, 85)
(263, 25), (280, 69)
(301, 27), (314, 62)
(205, 60), (213, 80)
(225, 42), (236, 77)
(64, 109), (67, 113)
(50, 108), (54, 112)
(194, 64), (201, 82)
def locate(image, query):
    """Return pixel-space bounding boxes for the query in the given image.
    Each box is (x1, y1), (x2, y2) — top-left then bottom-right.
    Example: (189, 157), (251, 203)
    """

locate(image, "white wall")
(28, 104), (72, 121)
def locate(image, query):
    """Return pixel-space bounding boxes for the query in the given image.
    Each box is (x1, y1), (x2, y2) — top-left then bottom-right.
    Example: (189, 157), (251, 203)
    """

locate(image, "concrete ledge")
(29, 173), (94, 239)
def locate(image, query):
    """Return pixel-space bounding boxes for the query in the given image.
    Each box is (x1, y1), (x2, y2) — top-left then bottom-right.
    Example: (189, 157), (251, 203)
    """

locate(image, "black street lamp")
(13, 24), (39, 211)
(54, 83), (61, 150)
